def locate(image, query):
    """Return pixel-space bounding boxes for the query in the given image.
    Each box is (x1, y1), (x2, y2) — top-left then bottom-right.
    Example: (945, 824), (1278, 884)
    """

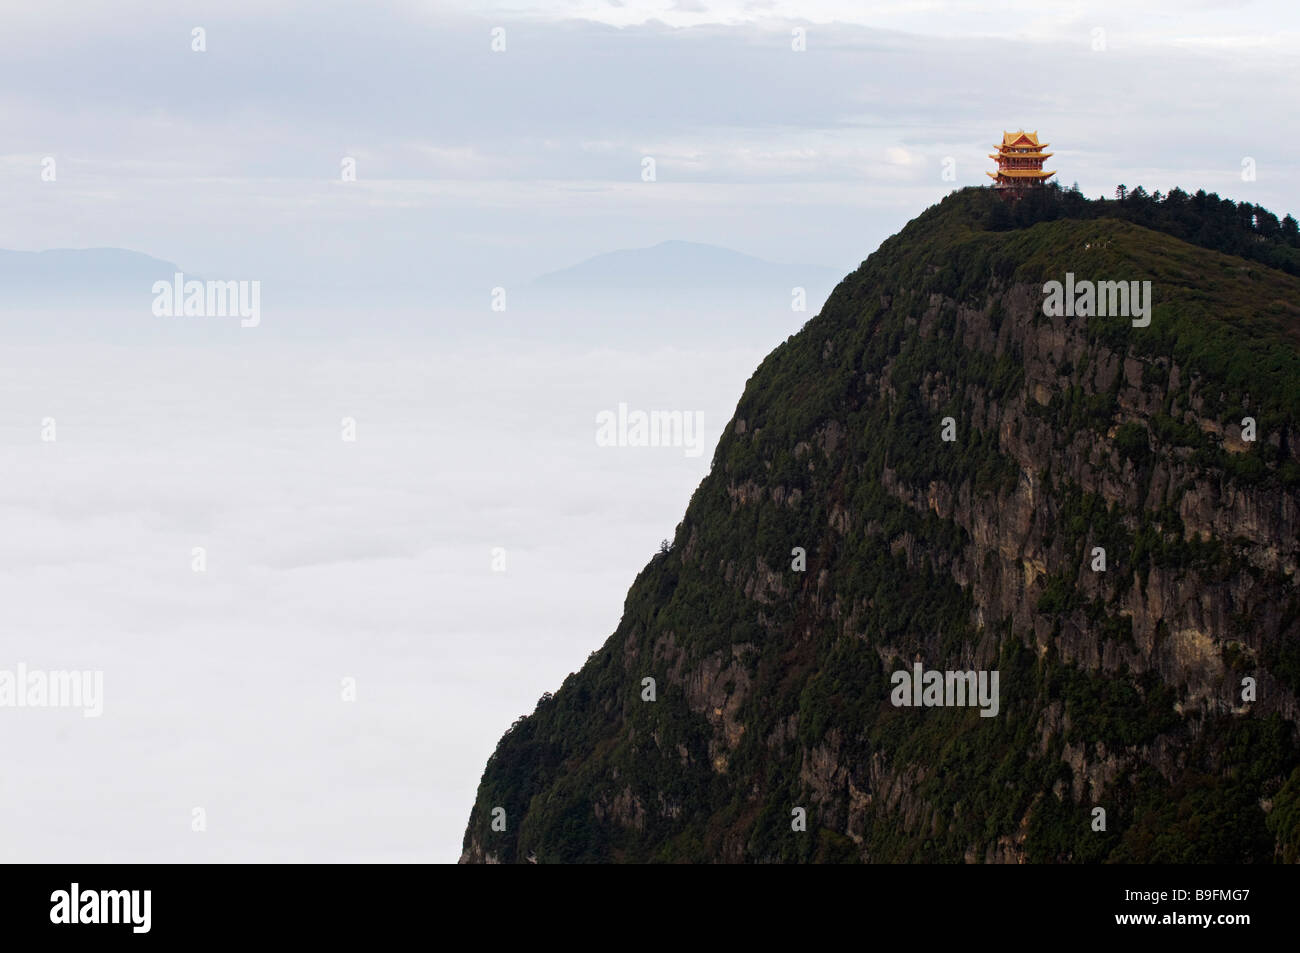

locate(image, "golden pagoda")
(987, 130), (1055, 190)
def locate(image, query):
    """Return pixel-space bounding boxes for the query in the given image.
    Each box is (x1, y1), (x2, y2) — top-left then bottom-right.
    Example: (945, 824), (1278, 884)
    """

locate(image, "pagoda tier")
(988, 129), (1056, 190)
(987, 168), (1057, 179)
(987, 151), (1053, 160)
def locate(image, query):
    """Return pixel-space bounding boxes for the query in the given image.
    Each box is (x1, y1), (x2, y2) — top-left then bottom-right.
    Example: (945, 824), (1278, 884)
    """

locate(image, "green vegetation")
(463, 185), (1300, 864)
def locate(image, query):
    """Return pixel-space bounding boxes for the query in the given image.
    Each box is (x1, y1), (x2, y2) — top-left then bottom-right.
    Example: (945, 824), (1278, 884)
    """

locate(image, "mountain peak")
(462, 185), (1300, 864)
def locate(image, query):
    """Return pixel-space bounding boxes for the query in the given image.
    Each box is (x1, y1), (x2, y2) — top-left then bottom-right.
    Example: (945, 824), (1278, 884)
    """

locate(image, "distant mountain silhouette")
(0, 247), (183, 307)
(0, 241), (840, 346)
(509, 240), (841, 346)
(531, 239), (837, 292)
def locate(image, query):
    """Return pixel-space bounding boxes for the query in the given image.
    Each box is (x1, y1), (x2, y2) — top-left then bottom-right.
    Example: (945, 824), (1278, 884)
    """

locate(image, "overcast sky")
(2, 0), (1296, 294)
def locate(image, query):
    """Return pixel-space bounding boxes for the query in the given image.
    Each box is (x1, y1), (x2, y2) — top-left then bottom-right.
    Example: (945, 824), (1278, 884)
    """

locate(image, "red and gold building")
(987, 130), (1055, 190)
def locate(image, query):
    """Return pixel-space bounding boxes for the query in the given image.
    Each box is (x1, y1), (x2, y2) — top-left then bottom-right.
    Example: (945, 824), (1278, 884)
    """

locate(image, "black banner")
(1, 863), (1291, 941)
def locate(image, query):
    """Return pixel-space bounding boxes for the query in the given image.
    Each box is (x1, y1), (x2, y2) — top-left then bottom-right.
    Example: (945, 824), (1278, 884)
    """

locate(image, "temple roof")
(988, 151), (1053, 160)
(987, 169), (1056, 179)
(1000, 129), (1043, 147)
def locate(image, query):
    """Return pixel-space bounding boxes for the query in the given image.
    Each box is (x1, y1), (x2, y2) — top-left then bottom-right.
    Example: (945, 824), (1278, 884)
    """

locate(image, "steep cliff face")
(462, 187), (1300, 863)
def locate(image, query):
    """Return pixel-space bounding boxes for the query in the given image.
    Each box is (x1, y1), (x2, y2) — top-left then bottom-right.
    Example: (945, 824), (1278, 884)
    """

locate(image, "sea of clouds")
(0, 321), (765, 861)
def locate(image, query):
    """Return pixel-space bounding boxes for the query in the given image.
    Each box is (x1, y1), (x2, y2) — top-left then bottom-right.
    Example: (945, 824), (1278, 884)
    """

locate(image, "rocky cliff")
(462, 186), (1300, 863)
